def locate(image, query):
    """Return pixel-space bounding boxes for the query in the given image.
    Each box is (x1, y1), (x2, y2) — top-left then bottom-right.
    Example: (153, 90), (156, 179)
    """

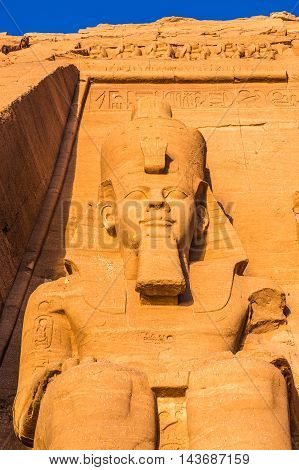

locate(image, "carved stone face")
(114, 179), (196, 252)
(101, 97), (207, 301)
(102, 177), (200, 300)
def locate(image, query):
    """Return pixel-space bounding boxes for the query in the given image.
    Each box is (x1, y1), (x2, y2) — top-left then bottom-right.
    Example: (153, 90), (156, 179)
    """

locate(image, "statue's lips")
(139, 217), (175, 228)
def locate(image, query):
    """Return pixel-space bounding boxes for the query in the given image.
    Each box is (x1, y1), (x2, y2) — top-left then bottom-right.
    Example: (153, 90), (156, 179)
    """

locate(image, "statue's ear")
(196, 204), (209, 233)
(195, 181), (209, 232)
(101, 204), (116, 236)
(99, 180), (116, 236)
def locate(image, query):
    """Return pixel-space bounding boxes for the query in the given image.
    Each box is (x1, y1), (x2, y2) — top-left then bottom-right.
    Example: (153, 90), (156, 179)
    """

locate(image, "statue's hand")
(13, 360), (63, 445)
(14, 356), (96, 445)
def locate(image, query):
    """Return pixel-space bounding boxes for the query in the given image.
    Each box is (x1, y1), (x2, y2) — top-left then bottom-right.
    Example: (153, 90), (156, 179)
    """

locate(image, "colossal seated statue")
(13, 97), (298, 449)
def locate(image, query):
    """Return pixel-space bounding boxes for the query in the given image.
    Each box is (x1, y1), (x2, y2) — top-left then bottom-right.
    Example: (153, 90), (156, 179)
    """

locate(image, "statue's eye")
(164, 190), (188, 200)
(126, 190), (147, 200)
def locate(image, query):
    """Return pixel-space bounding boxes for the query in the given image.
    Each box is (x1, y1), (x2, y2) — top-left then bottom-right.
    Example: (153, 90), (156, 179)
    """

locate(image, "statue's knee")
(34, 360), (157, 449)
(187, 357), (291, 450)
(42, 360), (152, 416)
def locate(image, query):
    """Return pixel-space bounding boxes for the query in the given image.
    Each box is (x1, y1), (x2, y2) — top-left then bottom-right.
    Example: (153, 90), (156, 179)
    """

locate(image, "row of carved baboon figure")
(75, 41), (291, 59)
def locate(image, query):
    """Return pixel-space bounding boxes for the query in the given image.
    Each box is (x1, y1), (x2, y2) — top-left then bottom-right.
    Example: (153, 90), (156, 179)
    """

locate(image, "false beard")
(135, 222), (186, 297)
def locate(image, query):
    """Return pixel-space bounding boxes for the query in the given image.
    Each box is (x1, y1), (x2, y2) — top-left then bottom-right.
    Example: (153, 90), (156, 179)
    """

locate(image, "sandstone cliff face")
(0, 13), (299, 450)
(0, 64), (78, 313)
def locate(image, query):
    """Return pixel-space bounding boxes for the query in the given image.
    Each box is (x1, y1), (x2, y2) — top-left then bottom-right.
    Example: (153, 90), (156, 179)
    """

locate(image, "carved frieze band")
(88, 87), (299, 111)
(73, 40), (294, 60)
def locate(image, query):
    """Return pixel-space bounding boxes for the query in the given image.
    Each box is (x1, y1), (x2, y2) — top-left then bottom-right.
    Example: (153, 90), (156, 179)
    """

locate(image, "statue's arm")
(13, 279), (73, 446)
(237, 277), (299, 446)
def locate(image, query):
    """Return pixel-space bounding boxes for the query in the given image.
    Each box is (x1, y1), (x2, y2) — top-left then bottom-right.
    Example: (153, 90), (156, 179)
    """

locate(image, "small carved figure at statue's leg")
(34, 359), (157, 450)
(186, 357), (291, 450)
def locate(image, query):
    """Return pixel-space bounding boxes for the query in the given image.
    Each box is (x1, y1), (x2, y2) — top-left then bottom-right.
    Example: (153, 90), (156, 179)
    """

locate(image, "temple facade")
(0, 13), (299, 449)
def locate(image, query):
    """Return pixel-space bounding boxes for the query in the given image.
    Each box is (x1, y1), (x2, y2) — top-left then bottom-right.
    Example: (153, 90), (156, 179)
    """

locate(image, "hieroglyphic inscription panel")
(87, 83), (299, 112)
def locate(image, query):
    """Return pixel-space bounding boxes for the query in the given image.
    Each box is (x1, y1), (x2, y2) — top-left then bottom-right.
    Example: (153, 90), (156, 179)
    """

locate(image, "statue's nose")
(146, 189), (170, 212)
(146, 200), (171, 213)
(147, 200), (165, 210)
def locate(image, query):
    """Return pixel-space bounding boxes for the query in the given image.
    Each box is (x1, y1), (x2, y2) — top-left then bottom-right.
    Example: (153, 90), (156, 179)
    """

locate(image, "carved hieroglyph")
(13, 95), (299, 450)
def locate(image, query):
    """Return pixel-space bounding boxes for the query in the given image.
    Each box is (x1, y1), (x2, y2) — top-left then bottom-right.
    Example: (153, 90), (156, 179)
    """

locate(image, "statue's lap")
(35, 353), (291, 450)
(77, 326), (232, 379)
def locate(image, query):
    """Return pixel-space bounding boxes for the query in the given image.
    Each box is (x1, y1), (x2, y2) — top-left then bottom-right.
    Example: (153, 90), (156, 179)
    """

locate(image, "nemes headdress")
(101, 97), (206, 197)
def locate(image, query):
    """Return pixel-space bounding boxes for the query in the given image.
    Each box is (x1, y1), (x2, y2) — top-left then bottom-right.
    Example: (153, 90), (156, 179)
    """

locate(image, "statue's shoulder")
(27, 276), (72, 306)
(70, 261), (126, 313)
(237, 274), (285, 298)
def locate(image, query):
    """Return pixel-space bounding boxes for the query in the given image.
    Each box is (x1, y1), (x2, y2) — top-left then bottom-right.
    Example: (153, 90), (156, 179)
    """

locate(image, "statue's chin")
(135, 277), (186, 297)
(135, 233), (186, 297)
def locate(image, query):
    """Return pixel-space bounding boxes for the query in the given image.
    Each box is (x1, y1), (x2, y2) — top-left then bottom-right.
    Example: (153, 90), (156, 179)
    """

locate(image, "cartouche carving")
(14, 97), (297, 450)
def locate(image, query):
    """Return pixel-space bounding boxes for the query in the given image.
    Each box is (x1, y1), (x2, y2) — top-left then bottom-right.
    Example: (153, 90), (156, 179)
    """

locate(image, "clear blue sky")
(1, 0), (299, 36)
